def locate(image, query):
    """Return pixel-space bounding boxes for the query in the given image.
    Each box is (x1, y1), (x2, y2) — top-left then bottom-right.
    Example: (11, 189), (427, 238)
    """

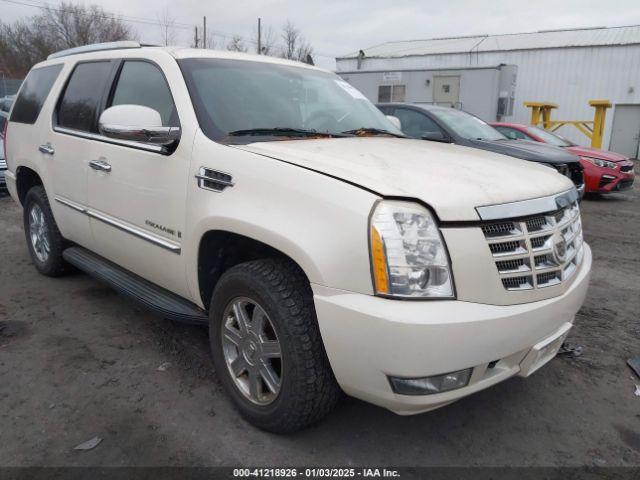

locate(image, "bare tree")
(279, 21), (313, 63)
(0, 2), (135, 78)
(204, 31), (217, 49)
(157, 7), (176, 46)
(226, 35), (248, 53)
(252, 24), (277, 55)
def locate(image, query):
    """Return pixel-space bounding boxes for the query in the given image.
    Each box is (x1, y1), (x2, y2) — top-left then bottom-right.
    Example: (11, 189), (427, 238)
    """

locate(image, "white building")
(336, 25), (640, 157)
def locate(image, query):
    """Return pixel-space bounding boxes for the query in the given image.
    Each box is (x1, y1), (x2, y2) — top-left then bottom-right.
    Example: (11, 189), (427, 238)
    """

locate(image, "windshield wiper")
(228, 127), (345, 138)
(341, 127), (406, 138)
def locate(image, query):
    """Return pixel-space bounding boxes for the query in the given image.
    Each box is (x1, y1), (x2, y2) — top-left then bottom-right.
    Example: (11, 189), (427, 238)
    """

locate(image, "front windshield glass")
(526, 126), (574, 147)
(179, 58), (402, 142)
(430, 108), (505, 141)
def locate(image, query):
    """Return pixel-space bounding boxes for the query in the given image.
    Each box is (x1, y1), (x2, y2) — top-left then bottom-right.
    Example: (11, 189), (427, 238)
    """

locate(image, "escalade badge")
(552, 230), (567, 264)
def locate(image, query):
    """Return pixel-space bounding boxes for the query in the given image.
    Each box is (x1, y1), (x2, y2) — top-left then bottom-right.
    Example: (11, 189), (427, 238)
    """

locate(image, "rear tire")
(209, 258), (341, 433)
(23, 185), (69, 276)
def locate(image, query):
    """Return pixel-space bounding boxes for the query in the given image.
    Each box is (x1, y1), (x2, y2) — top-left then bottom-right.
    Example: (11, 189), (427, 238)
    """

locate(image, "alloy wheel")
(221, 297), (283, 405)
(29, 204), (50, 263)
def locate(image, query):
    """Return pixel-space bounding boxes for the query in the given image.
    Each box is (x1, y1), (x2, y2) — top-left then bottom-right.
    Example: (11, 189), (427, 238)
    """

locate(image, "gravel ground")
(0, 185), (639, 468)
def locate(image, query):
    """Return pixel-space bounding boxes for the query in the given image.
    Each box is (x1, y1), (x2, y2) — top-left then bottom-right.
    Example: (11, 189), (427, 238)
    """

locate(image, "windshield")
(526, 126), (574, 147)
(430, 108), (505, 141)
(179, 58), (402, 143)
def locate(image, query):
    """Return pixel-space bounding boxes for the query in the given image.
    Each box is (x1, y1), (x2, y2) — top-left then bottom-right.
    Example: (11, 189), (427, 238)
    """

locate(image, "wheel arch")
(15, 166), (44, 206)
(196, 229), (319, 309)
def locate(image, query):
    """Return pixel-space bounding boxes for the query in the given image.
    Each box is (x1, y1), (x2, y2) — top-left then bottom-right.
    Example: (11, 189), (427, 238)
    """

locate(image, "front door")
(610, 104), (640, 158)
(433, 76), (460, 108)
(86, 58), (191, 298)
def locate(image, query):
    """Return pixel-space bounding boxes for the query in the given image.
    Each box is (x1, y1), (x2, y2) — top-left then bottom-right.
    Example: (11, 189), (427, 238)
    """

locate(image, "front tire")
(23, 185), (69, 276)
(209, 259), (341, 433)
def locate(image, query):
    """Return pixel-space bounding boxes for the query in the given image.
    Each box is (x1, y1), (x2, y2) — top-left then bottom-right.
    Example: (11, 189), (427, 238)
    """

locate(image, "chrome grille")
(0, 159), (7, 169)
(482, 201), (584, 291)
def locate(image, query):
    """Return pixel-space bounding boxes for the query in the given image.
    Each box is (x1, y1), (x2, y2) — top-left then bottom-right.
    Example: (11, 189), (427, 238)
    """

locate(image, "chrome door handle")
(39, 143), (55, 155)
(89, 159), (112, 173)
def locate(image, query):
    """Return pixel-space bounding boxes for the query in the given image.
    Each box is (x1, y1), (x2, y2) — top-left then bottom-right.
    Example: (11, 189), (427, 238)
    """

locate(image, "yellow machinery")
(524, 100), (612, 149)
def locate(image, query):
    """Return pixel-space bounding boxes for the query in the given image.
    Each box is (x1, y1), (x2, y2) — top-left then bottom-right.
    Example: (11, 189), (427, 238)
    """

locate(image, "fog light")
(389, 368), (472, 395)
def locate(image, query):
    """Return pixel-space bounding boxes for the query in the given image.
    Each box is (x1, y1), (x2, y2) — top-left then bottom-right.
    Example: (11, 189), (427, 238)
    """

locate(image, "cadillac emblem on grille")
(481, 200), (584, 291)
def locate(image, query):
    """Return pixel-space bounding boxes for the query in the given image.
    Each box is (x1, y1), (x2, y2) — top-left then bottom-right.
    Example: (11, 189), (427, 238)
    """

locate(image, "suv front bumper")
(313, 243), (591, 415)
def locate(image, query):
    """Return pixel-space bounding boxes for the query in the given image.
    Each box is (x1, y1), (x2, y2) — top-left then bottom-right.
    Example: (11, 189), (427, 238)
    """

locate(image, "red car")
(492, 122), (635, 194)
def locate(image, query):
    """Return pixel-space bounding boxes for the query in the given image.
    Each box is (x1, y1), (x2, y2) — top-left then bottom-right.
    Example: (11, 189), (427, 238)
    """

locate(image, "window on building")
(378, 84), (406, 103)
(110, 61), (178, 126)
(10, 64), (63, 124)
(57, 61), (112, 132)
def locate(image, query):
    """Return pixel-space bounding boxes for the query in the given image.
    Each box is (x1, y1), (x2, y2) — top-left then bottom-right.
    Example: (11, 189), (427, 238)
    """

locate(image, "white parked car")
(4, 42), (591, 432)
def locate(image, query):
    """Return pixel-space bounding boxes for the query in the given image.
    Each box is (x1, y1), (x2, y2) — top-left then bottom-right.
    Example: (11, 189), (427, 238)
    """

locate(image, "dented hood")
(235, 137), (574, 221)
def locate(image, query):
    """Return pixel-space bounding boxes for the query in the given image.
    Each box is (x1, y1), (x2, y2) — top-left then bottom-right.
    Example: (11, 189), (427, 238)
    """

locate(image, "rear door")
(85, 57), (191, 297)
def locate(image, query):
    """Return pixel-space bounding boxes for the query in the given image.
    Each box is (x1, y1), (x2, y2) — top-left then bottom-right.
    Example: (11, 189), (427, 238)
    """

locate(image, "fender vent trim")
(196, 167), (234, 192)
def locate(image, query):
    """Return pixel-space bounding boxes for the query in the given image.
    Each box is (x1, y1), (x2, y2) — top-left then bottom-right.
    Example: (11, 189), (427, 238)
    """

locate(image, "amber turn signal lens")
(370, 226), (389, 294)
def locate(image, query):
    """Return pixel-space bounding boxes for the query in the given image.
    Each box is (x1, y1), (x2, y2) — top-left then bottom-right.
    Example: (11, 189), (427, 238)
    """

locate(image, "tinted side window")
(496, 126), (527, 140)
(57, 62), (112, 132)
(394, 108), (442, 139)
(10, 64), (63, 124)
(110, 61), (177, 126)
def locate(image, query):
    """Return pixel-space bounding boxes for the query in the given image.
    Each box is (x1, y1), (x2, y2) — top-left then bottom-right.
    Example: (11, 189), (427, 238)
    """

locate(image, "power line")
(0, 0), (340, 58)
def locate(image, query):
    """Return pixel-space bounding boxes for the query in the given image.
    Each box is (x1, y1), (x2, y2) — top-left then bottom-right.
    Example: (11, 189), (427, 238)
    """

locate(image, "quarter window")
(10, 64), (63, 124)
(110, 61), (177, 126)
(378, 85), (406, 103)
(57, 61), (112, 132)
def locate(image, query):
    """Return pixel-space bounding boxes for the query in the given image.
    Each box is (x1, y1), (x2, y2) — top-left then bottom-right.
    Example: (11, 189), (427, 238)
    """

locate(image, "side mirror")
(421, 131), (448, 143)
(98, 105), (180, 146)
(386, 115), (401, 130)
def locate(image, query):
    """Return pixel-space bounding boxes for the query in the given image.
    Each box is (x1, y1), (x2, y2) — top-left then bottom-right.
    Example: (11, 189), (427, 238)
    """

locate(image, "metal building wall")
(339, 67), (502, 120)
(337, 45), (640, 149)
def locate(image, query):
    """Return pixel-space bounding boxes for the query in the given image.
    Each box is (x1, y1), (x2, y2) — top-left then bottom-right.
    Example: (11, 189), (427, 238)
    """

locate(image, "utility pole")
(203, 16), (207, 49)
(257, 18), (262, 54)
(194, 26), (199, 48)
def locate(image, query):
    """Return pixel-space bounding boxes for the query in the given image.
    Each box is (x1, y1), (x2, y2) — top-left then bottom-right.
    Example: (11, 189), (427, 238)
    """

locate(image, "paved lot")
(0, 186), (639, 468)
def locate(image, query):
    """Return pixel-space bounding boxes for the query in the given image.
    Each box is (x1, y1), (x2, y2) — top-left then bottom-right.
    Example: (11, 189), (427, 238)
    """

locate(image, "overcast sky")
(2, 0), (640, 69)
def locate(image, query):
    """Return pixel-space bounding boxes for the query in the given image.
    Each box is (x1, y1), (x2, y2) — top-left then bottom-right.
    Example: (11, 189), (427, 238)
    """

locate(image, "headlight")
(582, 156), (616, 169)
(369, 200), (454, 298)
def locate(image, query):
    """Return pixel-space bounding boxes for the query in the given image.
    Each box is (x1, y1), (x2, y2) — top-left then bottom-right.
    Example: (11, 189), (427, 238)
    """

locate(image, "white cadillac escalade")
(3, 42), (591, 433)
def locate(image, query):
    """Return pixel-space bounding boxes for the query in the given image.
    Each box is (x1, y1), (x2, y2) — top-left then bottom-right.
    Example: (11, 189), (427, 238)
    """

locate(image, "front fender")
(183, 132), (379, 308)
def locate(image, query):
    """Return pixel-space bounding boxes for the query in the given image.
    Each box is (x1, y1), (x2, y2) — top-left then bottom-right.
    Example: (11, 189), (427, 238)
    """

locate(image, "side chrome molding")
(54, 196), (181, 254)
(53, 127), (165, 154)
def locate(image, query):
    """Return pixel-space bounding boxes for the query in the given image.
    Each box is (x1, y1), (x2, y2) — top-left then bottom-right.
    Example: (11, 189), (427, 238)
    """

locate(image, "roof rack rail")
(47, 41), (150, 60)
